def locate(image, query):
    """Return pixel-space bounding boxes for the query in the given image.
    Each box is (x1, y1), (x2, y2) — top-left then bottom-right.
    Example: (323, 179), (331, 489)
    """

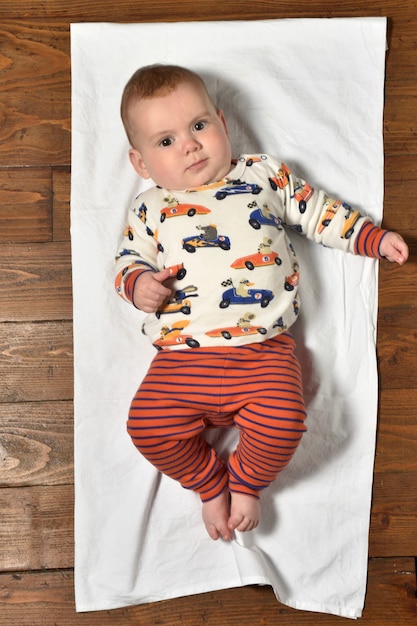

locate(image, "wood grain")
(369, 388), (417, 555)
(0, 21), (70, 167)
(0, 401), (73, 487)
(0, 168), (52, 243)
(0, 243), (72, 322)
(0, 0), (415, 25)
(0, 484), (73, 571)
(52, 167), (71, 242)
(0, 321), (73, 402)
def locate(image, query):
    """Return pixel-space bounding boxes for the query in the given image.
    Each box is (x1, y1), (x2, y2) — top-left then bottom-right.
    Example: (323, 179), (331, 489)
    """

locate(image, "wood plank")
(377, 323), (417, 390)
(0, 168), (52, 243)
(0, 559), (415, 625)
(0, 21), (70, 167)
(0, 321), (73, 402)
(0, 400), (73, 487)
(370, 472), (417, 557)
(378, 255), (417, 309)
(377, 254), (417, 391)
(386, 14), (417, 78)
(0, 0), (414, 24)
(0, 484), (73, 571)
(370, 388), (417, 555)
(384, 84), (417, 156)
(53, 167), (70, 242)
(384, 155), (417, 243)
(0, 242), (72, 322)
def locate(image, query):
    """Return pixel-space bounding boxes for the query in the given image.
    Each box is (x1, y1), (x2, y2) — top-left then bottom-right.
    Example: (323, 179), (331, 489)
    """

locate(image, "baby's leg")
(227, 336), (307, 532)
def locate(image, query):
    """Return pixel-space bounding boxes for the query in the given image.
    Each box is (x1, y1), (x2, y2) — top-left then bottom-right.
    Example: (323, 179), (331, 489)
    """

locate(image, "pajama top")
(115, 154), (387, 350)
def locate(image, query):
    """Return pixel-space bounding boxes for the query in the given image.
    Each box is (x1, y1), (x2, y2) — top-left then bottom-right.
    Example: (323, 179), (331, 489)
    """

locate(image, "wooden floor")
(0, 1), (416, 624)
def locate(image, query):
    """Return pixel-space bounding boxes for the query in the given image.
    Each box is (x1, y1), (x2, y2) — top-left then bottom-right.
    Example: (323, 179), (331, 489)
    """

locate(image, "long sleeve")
(114, 200), (159, 304)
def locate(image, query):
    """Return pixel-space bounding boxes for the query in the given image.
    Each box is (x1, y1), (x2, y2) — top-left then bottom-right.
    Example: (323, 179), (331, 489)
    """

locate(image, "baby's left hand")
(380, 231), (409, 265)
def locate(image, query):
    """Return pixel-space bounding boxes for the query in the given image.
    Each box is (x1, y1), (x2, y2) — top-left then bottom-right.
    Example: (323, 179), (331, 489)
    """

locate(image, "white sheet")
(71, 18), (387, 618)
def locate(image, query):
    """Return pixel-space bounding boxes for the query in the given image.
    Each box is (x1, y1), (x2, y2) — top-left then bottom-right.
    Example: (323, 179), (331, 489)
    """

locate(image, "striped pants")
(127, 334), (307, 501)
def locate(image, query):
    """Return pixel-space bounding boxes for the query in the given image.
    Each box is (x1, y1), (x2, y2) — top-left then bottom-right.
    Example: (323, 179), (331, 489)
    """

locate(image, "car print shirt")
(115, 154), (388, 351)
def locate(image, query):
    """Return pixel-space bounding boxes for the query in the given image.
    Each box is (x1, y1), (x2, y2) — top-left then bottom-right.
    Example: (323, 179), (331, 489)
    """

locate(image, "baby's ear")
(217, 109), (229, 136)
(129, 148), (150, 179)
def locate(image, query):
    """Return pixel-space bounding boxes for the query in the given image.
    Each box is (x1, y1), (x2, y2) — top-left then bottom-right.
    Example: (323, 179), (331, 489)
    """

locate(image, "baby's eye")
(159, 137), (173, 147)
(193, 121), (206, 132)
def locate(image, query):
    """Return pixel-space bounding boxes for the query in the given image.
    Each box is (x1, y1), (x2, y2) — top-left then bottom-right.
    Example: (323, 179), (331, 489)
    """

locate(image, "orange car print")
(160, 203), (211, 222)
(166, 263), (187, 280)
(206, 325), (267, 340)
(268, 163), (291, 190)
(231, 251), (282, 270)
(293, 182), (314, 213)
(285, 271), (300, 291)
(318, 197), (342, 234)
(341, 207), (361, 239)
(155, 299), (192, 319)
(153, 320), (200, 350)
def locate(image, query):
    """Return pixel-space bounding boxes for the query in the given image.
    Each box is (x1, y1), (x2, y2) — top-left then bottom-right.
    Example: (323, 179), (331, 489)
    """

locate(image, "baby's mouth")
(187, 158), (208, 172)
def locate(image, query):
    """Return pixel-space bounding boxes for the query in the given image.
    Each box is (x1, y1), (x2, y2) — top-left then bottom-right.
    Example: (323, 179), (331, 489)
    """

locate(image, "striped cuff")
(354, 221), (389, 259)
(123, 268), (153, 306)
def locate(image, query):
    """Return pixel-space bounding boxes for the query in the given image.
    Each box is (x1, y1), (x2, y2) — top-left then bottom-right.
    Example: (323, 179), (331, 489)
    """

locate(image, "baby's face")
(127, 81), (232, 190)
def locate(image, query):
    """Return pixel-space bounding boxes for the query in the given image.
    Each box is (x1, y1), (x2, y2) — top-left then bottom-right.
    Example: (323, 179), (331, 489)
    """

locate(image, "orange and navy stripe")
(354, 221), (388, 258)
(127, 334), (307, 501)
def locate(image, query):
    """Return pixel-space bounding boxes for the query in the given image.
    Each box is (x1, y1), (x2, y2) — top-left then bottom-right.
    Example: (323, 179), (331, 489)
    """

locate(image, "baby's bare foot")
(202, 490), (232, 541)
(228, 492), (260, 533)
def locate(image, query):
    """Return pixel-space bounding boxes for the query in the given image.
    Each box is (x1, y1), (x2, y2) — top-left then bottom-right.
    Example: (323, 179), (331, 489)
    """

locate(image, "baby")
(115, 64), (408, 541)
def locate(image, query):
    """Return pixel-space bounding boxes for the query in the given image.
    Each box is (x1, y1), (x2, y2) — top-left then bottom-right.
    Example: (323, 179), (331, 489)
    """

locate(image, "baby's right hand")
(132, 268), (172, 313)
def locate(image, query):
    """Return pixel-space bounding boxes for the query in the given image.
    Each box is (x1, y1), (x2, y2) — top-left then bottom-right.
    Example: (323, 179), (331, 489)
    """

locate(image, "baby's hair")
(121, 64), (210, 146)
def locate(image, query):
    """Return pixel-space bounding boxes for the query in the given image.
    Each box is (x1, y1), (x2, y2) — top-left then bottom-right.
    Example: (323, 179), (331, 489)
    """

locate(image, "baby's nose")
(183, 135), (201, 154)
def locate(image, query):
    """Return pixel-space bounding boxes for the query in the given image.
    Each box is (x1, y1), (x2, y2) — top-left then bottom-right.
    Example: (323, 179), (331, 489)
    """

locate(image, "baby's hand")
(380, 231), (409, 265)
(132, 268), (172, 312)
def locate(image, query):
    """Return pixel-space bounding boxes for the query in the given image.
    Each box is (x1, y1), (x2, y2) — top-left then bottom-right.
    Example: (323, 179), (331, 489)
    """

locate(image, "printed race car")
(153, 333), (200, 350)
(248, 206), (283, 230)
(215, 180), (262, 200)
(182, 234), (231, 252)
(284, 271), (300, 291)
(231, 251), (282, 270)
(160, 203), (211, 222)
(293, 181), (314, 213)
(153, 320), (200, 350)
(341, 207), (361, 239)
(219, 285), (274, 308)
(166, 263), (187, 280)
(206, 325), (268, 340)
(156, 285), (198, 318)
(268, 163), (291, 190)
(155, 299), (192, 319)
(318, 197), (342, 234)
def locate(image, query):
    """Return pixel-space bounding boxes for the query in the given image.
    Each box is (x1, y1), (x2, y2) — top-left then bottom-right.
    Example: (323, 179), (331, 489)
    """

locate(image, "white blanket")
(71, 18), (387, 618)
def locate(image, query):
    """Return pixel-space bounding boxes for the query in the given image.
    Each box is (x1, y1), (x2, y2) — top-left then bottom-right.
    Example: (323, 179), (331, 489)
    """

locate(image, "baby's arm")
(132, 268), (172, 312)
(379, 231), (409, 265)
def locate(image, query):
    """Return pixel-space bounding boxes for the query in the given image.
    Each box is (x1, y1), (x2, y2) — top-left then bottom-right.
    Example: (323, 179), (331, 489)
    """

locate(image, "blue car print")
(215, 181), (262, 200)
(249, 207), (283, 230)
(182, 234), (231, 253)
(220, 287), (274, 308)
